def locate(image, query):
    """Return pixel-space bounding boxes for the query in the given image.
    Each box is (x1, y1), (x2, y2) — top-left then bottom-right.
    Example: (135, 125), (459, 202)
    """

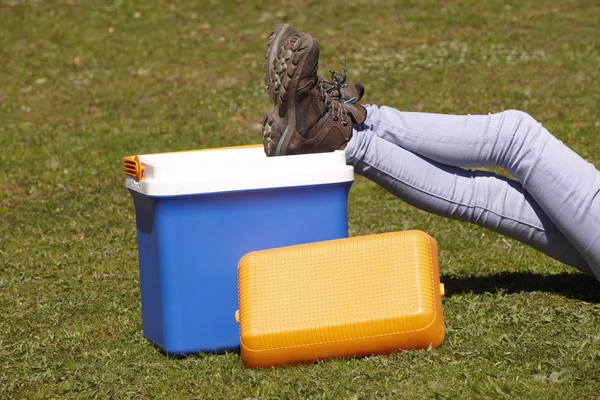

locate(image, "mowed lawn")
(1, 0), (600, 398)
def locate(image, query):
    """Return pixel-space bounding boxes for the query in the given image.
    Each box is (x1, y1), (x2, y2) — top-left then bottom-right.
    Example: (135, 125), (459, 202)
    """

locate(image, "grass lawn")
(1, 0), (600, 398)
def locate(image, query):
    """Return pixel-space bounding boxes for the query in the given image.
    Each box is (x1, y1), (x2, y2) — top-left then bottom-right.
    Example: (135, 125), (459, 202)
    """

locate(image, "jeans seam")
(374, 117), (519, 143)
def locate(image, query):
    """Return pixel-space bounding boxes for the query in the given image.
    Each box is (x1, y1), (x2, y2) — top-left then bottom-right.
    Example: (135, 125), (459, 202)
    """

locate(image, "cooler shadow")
(153, 344), (241, 358)
(441, 272), (600, 303)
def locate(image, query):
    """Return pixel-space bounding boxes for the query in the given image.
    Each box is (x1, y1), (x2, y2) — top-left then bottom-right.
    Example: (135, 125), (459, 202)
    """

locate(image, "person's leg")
(345, 127), (593, 276)
(348, 105), (600, 279)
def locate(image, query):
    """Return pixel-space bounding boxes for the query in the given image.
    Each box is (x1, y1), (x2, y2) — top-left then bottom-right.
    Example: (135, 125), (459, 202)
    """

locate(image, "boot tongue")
(340, 84), (365, 104)
(343, 103), (367, 124)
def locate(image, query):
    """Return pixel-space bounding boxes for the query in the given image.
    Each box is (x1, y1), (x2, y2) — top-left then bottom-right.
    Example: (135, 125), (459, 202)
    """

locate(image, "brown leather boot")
(262, 33), (366, 156)
(264, 24), (365, 104)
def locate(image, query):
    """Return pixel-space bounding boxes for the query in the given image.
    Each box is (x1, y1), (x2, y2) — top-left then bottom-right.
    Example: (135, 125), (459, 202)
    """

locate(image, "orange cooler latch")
(123, 155), (144, 182)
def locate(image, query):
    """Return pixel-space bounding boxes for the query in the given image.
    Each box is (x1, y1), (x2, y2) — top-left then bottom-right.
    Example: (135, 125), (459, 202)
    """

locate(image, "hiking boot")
(262, 34), (366, 156)
(265, 24), (366, 104)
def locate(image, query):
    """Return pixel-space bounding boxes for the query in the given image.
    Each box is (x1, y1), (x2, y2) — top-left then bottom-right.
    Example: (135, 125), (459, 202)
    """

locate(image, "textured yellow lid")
(237, 230), (444, 367)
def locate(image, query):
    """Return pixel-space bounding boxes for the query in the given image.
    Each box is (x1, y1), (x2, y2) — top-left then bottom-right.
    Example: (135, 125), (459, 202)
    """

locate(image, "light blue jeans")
(345, 105), (600, 280)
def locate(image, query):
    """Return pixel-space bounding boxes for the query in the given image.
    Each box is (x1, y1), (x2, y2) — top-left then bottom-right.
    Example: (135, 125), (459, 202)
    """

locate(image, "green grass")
(1, 0), (600, 398)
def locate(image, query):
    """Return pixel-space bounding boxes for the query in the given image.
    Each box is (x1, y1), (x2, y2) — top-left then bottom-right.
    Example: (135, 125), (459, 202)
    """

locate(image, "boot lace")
(316, 60), (355, 126)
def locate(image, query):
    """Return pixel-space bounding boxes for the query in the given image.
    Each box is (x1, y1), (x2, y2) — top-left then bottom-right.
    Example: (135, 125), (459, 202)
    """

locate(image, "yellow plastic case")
(236, 230), (445, 368)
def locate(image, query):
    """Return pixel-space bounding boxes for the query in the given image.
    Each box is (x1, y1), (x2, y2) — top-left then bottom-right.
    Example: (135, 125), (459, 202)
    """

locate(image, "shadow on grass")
(442, 272), (600, 303)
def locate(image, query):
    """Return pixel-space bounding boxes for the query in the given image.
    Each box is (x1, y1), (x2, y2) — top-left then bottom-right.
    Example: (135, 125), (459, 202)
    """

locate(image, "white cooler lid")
(124, 146), (354, 196)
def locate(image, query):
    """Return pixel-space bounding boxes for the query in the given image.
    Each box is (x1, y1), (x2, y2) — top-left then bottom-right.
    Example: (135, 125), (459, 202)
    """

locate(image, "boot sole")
(262, 110), (291, 156)
(265, 34), (315, 156)
(264, 24), (297, 100)
(262, 111), (274, 154)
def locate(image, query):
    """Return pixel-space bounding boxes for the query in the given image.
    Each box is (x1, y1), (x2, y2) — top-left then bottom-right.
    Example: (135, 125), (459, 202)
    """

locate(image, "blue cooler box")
(124, 146), (354, 355)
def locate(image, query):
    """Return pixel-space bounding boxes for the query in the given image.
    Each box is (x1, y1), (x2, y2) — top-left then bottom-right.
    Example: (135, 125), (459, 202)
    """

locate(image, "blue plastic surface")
(129, 181), (352, 355)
